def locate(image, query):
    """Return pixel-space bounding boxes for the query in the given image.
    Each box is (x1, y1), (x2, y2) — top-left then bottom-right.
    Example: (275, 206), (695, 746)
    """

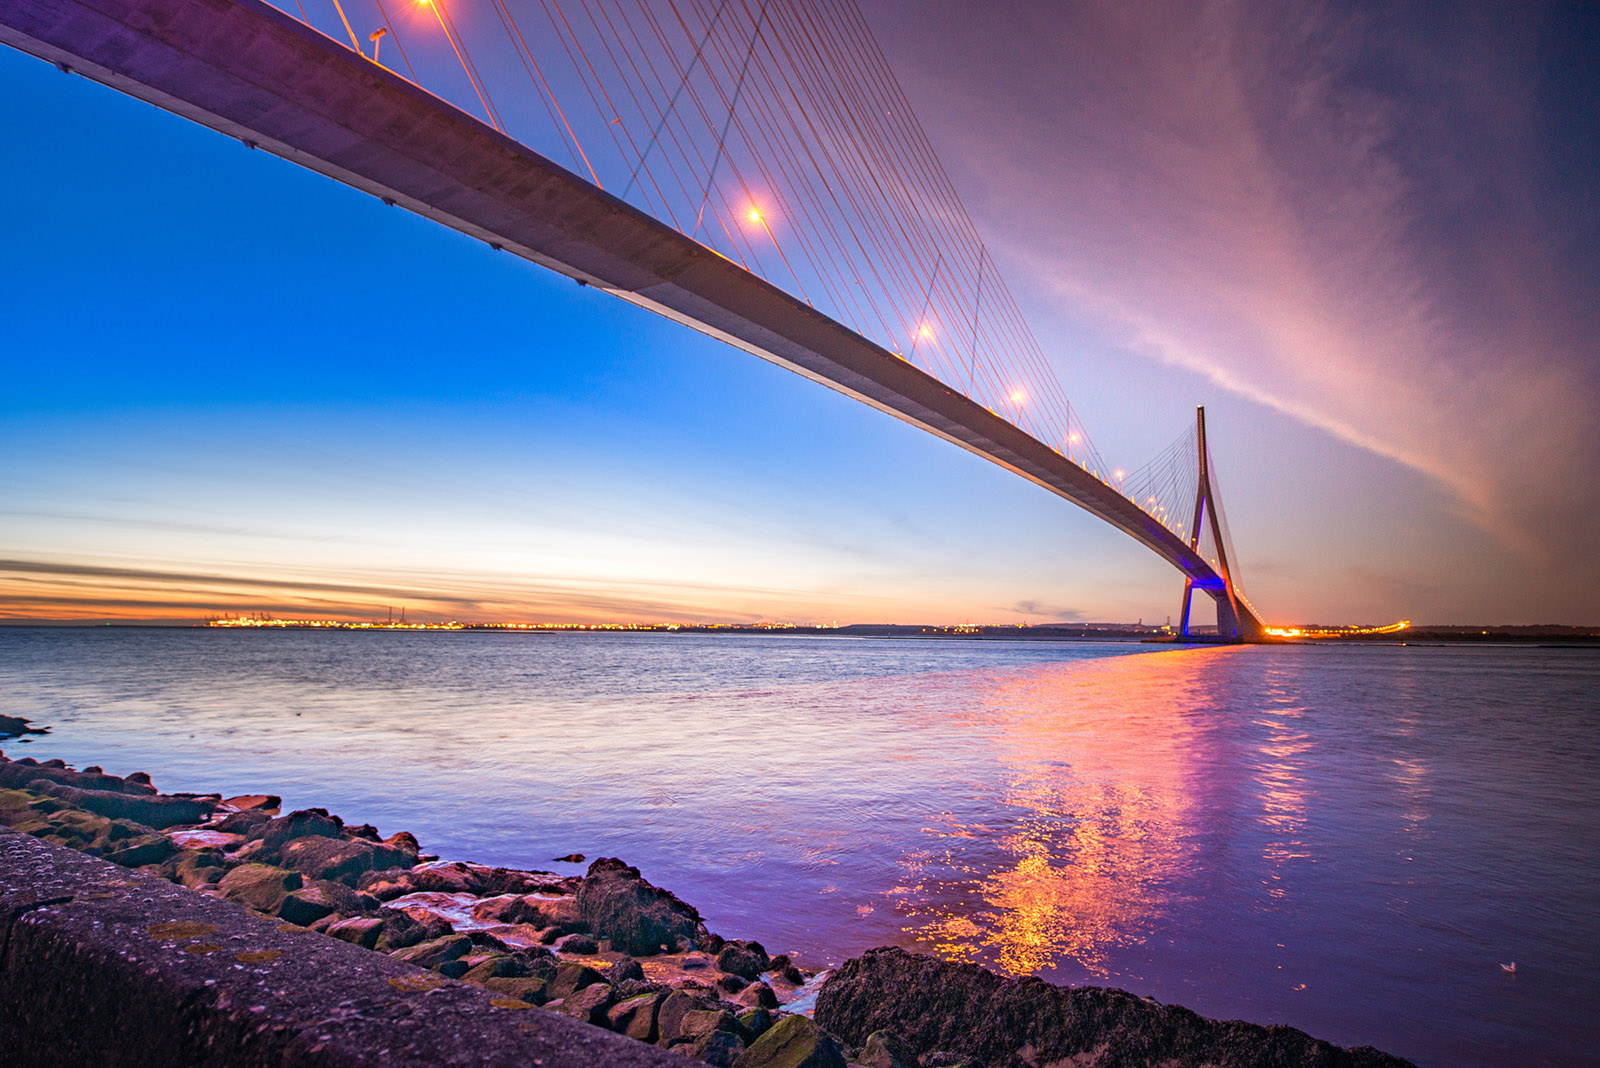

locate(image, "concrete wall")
(0, 827), (690, 1067)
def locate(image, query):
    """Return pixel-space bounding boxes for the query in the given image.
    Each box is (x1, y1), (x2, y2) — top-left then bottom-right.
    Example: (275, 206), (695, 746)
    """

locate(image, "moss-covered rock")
(277, 879), (373, 926)
(103, 833), (175, 868)
(731, 1015), (847, 1068)
(689, 1029), (747, 1068)
(737, 1009), (772, 1041)
(217, 863), (303, 913)
(172, 849), (227, 889)
(280, 835), (415, 885)
(556, 981), (615, 1025)
(389, 933), (473, 970)
(546, 960), (608, 1001)
(607, 991), (666, 1042)
(325, 915), (385, 949)
(734, 981), (778, 1010)
(716, 941), (770, 980)
(576, 857), (700, 956)
(814, 947), (1417, 1068)
(461, 955), (530, 984)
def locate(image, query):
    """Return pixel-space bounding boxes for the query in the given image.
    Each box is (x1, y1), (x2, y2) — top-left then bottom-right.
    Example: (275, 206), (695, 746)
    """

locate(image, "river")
(2, 626), (1595, 1066)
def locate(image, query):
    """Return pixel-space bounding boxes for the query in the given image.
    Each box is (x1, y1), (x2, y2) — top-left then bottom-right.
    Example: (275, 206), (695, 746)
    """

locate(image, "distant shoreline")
(2, 620), (1598, 643)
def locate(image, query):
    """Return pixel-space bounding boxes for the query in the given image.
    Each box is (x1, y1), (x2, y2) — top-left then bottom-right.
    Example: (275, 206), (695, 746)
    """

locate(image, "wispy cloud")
(874, 0), (1600, 577)
(0, 557), (838, 624)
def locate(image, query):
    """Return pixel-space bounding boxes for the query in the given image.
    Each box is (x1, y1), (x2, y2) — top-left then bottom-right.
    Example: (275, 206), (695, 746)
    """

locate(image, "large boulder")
(814, 947), (1417, 1068)
(15, 807), (113, 853)
(480, 893), (586, 935)
(221, 794), (280, 811)
(213, 809), (273, 837)
(277, 879), (376, 926)
(688, 1030), (747, 1067)
(0, 755), (149, 794)
(172, 849), (227, 889)
(372, 908), (451, 951)
(736, 1010), (772, 1041)
(657, 991), (726, 1045)
(390, 934), (473, 971)
(734, 982), (778, 1010)
(280, 835), (414, 884)
(576, 857), (701, 956)
(610, 955), (646, 984)
(0, 717), (48, 740)
(556, 982), (615, 1026)
(732, 1015), (846, 1068)
(103, 832), (175, 868)
(35, 781), (210, 828)
(358, 862), (574, 900)
(607, 991), (666, 1042)
(561, 934), (600, 955)
(326, 915), (386, 949)
(717, 941), (771, 980)
(678, 1009), (741, 1043)
(546, 961), (608, 1001)
(257, 808), (344, 855)
(217, 864), (303, 912)
(461, 955), (532, 984)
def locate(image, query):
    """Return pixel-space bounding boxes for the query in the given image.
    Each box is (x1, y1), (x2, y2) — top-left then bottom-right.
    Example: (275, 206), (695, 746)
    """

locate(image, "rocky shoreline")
(0, 741), (1415, 1068)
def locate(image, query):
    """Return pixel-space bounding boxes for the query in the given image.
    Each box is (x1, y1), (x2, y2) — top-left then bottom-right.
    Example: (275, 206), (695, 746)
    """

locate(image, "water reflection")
(897, 647), (1240, 976)
(1387, 662), (1432, 837)
(1256, 669), (1312, 897)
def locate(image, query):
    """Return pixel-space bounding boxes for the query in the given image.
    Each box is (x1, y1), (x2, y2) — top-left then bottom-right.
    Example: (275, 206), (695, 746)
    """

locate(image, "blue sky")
(2, 0), (1596, 625)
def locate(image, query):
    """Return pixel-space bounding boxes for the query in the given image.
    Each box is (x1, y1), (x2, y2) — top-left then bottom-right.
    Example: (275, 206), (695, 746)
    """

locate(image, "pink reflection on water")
(892, 646), (1243, 977)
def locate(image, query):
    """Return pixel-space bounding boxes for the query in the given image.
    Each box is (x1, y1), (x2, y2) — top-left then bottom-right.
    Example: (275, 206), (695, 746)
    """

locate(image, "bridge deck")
(0, 0), (1260, 636)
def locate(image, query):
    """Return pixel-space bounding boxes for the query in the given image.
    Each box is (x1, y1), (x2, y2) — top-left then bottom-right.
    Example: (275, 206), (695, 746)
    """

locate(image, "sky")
(1, 0), (1596, 626)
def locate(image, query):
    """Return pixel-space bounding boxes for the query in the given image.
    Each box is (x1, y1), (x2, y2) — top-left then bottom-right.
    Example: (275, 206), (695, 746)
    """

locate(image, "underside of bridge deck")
(0, 0), (1263, 638)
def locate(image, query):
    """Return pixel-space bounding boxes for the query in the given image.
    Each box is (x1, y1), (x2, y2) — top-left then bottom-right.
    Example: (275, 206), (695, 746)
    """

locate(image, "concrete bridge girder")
(0, 0), (1263, 639)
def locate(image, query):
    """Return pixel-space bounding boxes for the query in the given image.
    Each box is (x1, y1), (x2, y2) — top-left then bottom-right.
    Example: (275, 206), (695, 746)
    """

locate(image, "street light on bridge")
(413, 0), (502, 133)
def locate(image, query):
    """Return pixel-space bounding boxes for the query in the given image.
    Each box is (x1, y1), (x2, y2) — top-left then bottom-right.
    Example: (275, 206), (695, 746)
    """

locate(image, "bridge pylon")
(1177, 407), (1262, 642)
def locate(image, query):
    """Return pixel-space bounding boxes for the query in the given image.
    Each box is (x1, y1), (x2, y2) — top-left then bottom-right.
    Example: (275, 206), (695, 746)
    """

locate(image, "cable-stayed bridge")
(1, 0), (1265, 639)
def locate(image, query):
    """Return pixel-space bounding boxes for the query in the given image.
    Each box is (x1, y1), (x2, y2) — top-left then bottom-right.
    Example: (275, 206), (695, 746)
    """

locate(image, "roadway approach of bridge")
(0, 0), (1265, 640)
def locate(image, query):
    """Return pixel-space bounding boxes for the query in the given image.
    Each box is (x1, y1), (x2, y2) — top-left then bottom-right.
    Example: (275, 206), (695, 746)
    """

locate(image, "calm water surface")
(2, 627), (1597, 1067)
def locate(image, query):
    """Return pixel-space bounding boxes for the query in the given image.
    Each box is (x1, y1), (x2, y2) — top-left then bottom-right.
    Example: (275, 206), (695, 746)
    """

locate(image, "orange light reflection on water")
(895, 646), (1262, 978)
